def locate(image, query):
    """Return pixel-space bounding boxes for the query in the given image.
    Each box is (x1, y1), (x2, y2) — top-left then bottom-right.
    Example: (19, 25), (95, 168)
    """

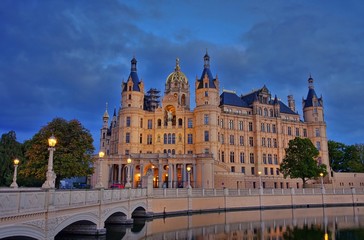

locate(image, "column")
(168, 164), (172, 188)
(193, 164), (197, 188)
(182, 163), (186, 187)
(131, 164), (134, 188)
(173, 164), (177, 188)
(140, 164), (144, 188)
(108, 164), (113, 185)
(118, 164), (122, 183)
(158, 163), (163, 188)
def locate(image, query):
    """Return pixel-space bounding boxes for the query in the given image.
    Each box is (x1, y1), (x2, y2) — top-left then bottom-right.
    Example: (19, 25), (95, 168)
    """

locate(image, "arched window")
(168, 133), (172, 144)
(258, 108), (262, 115)
(178, 118), (183, 127)
(172, 134), (176, 144)
(157, 119), (162, 127)
(264, 108), (268, 116)
(164, 134), (167, 144)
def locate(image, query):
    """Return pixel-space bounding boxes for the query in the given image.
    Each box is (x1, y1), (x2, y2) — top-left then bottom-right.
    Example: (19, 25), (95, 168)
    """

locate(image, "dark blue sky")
(1, 0), (364, 149)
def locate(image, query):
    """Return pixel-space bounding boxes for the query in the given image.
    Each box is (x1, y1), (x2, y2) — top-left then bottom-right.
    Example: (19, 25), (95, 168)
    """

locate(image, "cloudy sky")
(1, 0), (364, 149)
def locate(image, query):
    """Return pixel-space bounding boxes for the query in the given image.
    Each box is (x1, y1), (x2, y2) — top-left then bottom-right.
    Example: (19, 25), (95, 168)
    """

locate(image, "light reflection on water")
(59, 206), (364, 240)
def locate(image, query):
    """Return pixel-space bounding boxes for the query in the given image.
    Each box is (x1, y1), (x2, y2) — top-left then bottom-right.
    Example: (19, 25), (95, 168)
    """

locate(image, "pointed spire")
(103, 102), (109, 119)
(131, 56), (137, 72)
(175, 58), (181, 71)
(204, 49), (210, 68)
(308, 74), (314, 89)
(113, 107), (116, 116)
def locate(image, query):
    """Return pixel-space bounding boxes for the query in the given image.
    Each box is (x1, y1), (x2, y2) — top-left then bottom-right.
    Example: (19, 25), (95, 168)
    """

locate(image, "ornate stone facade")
(95, 52), (329, 190)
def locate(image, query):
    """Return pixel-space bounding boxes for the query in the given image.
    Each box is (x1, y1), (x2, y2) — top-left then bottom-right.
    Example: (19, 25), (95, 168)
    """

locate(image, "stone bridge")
(1, 186), (363, 239)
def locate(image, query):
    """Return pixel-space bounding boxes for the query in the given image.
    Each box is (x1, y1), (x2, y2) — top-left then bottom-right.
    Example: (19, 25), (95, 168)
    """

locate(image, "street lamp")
(320, 172), (325, 193)
(125, 156), (132, 188)
(186, 165), (192, 189)
(42, 135), (57, 189)
(258, 171), (263, 194)
(95, 151), (105, 189)
(10, 158), (20, 188)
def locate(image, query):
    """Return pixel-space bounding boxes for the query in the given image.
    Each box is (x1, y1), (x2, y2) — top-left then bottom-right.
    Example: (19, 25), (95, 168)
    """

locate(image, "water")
(57, 206), (364, 240)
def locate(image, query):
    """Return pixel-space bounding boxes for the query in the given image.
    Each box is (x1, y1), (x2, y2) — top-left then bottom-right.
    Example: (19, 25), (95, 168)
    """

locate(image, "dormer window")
(204, 82), (208, 88)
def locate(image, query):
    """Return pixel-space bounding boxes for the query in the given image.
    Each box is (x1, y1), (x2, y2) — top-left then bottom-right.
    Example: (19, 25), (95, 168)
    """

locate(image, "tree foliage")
(0, 131), (24, 186)
(20, 118), (95, 187)
(328, 140), (364, 172)
(279, 137), (327, 187)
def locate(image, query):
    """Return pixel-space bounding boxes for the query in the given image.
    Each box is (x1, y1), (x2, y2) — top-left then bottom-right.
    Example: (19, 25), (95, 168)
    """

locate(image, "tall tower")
(302, 75), (330, 171)
(194, 52), (220, 188)
(118, 57), (145, 155)
(100, 103), (109, 154)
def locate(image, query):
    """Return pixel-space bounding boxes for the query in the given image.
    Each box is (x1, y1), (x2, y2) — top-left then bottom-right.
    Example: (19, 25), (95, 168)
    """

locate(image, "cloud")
(1, 0), (363, 146)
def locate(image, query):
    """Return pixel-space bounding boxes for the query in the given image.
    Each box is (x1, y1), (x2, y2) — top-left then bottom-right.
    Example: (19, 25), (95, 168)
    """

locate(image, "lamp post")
(42, 135), (57, 189)
(10, 158), (20, 188)
(95, 151), (105, 189)
(186, 165), (192, 189)
(125, 156), (132, 188)
(320, 172), (325, 194)
(258, 171), (263, 194)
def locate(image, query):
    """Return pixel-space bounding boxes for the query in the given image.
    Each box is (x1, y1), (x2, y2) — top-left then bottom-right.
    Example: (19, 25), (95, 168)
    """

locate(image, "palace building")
(94, 52), (329, 189)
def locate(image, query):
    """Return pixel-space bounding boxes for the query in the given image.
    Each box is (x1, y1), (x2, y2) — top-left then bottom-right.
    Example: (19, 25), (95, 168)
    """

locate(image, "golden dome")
(166, 58), (188, 84)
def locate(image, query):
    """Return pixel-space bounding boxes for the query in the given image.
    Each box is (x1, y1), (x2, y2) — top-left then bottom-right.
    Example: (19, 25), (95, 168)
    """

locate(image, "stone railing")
(1, 187), (363, 218)
(152, 187), (364, 198)
(0, 188), (148, 217)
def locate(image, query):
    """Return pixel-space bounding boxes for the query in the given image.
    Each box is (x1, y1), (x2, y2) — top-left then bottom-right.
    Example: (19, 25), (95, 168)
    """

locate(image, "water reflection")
(59, 207), (364, 239)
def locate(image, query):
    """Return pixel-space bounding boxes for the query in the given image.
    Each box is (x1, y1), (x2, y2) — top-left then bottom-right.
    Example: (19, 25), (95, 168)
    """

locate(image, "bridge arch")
(130, 201), (147, 213)
(53, 212), (99, 236)
(0, 224), (45, 240)
(102, 206), (129, 223)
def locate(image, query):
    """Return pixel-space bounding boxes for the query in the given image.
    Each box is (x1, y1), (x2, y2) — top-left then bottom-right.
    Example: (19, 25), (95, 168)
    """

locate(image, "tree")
(0, 131), (24, 186)
(328, 140), (364, 172)
(279, 137), (327, 187)
(328, 140), (347, 172)
(20, 118), (95, 188)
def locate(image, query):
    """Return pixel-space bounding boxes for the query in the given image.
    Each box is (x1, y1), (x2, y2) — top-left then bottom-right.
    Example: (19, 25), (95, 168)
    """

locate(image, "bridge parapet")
(0, 188), (148, 218)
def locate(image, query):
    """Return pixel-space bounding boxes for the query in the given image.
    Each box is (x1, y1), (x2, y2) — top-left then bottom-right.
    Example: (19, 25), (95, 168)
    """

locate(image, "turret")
(121, 57), (145, 109)
(100, 103), (110, 154)
(195, 51), (220, 107)
(302, 75), (324, 122)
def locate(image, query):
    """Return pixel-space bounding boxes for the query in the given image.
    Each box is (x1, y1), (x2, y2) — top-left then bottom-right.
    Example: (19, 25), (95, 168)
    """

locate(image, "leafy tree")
(328, 140), (364, 172)
(20, 118), (95, 188)
(328, 140), (347, 172)
(345, 145), (363, 172)
(279, 137), (327, 187)
(0, 131), (24, 186)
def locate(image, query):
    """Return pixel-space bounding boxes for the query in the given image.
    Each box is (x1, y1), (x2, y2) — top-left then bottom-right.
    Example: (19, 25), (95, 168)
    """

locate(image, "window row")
(220, 151), (255, 164)
(125, 133), (194, 145)
(262, 154), (279, 165)
(125, 117), (194, 128)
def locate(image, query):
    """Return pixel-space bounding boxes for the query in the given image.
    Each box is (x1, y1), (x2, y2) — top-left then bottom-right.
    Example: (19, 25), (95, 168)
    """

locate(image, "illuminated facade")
(95, 53), (329, 189)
